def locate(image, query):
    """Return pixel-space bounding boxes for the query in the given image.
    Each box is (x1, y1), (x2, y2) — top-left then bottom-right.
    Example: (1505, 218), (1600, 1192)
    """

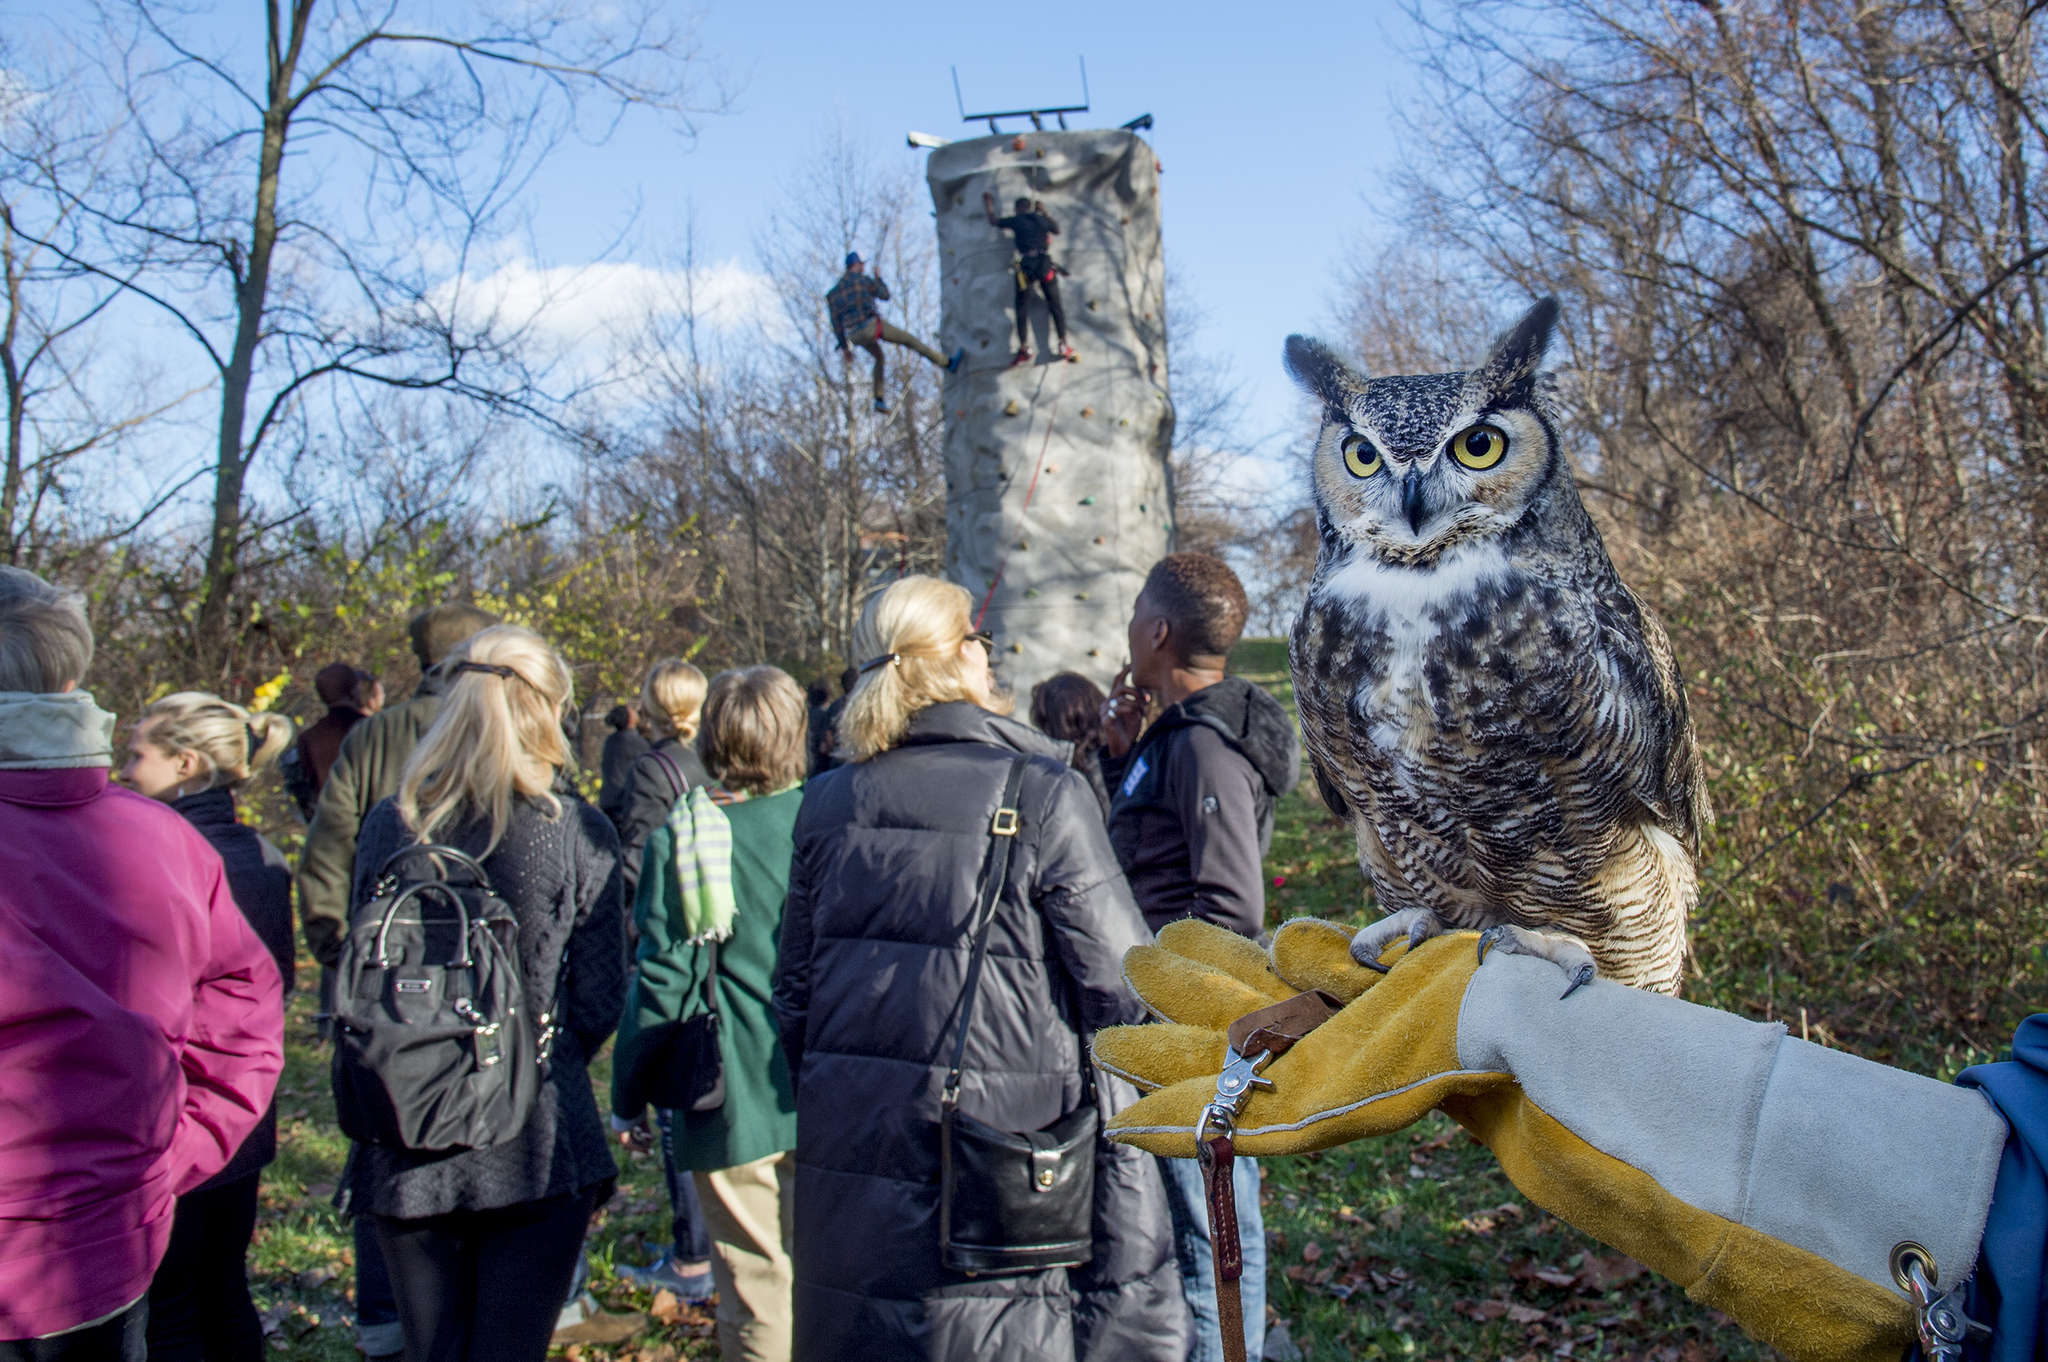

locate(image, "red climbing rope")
(974, 382), (1063, 630)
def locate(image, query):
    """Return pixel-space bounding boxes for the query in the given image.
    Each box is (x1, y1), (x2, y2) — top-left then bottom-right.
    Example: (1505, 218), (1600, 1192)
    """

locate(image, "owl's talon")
(1475, 923), (1514, 966)
(1472, 923), (1600, 994)
(1350, 908), (1443, 973)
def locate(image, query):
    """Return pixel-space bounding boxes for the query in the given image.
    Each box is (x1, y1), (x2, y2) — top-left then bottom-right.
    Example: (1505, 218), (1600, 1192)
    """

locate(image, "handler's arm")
(1096, 921), (2009, 1362)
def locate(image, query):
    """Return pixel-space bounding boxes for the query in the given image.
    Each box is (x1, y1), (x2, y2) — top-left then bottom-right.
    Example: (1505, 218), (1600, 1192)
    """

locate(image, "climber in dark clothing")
(984, 193), (1074, 364)
(826, 253), (962, 413)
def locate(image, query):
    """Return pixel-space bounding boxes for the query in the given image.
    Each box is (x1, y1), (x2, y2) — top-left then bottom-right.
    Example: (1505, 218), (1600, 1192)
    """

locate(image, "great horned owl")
(1284, 298), (1709, 996)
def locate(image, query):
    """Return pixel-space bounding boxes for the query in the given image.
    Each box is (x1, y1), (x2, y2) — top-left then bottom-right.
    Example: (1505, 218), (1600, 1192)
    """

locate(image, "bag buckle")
(990, 806), (1020, 836)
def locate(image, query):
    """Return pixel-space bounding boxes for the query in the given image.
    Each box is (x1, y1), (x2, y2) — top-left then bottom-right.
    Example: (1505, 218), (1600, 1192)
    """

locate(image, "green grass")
(253, 998), (716, 1361)
(248, 636), (1770, 1360)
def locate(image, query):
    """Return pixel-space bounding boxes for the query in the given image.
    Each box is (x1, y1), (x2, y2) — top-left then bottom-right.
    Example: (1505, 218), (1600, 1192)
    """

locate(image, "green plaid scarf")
(665, 785), (736, 943)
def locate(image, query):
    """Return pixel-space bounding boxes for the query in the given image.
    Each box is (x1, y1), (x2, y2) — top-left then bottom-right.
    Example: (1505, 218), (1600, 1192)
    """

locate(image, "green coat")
(612, 786), (801, 1171)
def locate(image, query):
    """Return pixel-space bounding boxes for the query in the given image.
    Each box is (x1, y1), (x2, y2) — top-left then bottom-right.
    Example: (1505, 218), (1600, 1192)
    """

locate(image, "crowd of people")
(0, 551), (1299, 1362)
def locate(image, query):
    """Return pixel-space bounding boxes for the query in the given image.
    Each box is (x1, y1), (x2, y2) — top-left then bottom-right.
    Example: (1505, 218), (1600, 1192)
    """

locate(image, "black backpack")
(331, 844), (557, 1153)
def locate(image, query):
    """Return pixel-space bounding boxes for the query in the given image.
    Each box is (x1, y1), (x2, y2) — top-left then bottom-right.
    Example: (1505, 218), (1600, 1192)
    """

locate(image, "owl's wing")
(1606, 586), (1711, 854)
(1289, 603), (1354, 818)
(1306, 745), (1350, 817)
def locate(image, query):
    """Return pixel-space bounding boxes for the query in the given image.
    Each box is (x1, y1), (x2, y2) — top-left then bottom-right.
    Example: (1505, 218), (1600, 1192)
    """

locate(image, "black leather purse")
(627, 940), (726, 1114)
(938, 756), (1097, 1277)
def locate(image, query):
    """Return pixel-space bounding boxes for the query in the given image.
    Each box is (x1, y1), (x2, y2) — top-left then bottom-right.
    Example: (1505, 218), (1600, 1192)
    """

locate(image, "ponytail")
(137, 692), (297, 790)
(838, 576), (1010, 762)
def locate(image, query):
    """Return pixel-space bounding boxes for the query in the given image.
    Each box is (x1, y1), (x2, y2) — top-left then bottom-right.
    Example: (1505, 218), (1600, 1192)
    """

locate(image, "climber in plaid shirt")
(826, 252), (962, 414)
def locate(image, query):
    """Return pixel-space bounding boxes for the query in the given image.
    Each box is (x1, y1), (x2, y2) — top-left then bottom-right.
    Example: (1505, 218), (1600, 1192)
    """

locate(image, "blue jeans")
(655, 1107), (713, 1262)
(1159, 1153), (1265, 1362)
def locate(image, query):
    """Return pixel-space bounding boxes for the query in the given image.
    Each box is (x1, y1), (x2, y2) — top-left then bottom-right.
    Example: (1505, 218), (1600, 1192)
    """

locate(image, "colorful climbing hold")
(1078, 496), (1096, 506)
(1079, 406), (1095, 418)
(1003, 399), (1020, 416)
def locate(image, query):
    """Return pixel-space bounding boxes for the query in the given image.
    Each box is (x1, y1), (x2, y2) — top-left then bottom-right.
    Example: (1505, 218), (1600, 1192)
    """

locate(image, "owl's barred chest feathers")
(1291, 543), (1697, 992)
(1283, 299), (1707, 995)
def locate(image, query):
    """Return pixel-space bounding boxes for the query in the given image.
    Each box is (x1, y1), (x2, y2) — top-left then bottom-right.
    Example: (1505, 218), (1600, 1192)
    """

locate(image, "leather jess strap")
(1228, 987), (1341, 1061)
(1202, 988), (1340, 1362)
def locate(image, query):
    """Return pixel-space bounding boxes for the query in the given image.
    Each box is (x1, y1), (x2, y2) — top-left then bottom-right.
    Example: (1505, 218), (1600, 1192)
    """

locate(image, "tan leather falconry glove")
(1093, 918), (2007, 1362)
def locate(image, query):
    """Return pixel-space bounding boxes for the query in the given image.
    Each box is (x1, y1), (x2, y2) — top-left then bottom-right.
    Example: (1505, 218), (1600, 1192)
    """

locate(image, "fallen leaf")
(1506, 1302), (1549, 1324)
(1528, 1266), (1578, 1289)
(1379, 1204), (1404, 1232)
(649, 1288), (683, 1326)
(1576, 1254), (1647, 1291)
(304, 1182), (335, 1200)
(1301, 1241), (1323, 1263)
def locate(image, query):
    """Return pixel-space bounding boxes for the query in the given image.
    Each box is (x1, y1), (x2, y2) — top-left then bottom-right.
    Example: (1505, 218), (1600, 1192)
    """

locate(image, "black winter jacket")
(172, 788), (294, 1189)
(612, 736), (708, 906)
(1103, 676), (1300, 937)
(345, 793), (625, 1220)
(597, 727), (651, 819)
(772, 702), (1186, 1362)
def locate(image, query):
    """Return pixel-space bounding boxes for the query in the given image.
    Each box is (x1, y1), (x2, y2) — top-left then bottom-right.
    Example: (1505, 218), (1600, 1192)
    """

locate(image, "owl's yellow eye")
(1340, 432), (1382, 478)
(1449, 423), (1509, 471)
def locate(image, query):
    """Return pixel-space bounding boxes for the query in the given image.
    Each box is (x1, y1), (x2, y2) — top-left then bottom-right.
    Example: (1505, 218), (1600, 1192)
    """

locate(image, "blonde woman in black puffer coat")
(773, 576), (1188, 1362)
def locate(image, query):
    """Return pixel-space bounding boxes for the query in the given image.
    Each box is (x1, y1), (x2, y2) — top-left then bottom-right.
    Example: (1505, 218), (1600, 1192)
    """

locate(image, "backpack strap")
(374, 842), (494, 890)
(648, 746), (688, 802)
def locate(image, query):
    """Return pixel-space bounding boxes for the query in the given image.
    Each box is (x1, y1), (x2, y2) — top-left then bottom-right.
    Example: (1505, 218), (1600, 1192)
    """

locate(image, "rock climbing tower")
(926, 128), (1174, 698)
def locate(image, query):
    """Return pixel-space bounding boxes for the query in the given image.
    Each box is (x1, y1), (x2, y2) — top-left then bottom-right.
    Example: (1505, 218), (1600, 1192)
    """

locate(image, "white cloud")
(434, 254), (779, 349)
(0, 68), (44, 123)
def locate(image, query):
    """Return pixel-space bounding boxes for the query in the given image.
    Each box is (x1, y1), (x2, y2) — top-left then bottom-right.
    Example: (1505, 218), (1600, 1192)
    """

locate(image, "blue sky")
(13, 0), (1426, 515)
(520, 0), (1423, 450)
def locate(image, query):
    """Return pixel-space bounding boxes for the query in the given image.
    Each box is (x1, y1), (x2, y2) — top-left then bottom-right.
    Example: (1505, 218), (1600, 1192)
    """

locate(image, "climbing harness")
(1196, 989), (1341, 1362)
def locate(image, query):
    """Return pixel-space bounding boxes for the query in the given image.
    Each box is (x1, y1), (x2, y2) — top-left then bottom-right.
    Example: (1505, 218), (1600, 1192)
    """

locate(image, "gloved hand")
(1093, 918), (2008, 1362)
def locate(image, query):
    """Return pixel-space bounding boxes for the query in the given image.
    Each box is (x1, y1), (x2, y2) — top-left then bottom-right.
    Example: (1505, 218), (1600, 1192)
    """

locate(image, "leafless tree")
(0, 52), (208, 563)
(6, 0), (718, 670)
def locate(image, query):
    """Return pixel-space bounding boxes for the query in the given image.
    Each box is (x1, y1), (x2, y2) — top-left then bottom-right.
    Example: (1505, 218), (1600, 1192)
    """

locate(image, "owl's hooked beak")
(1400, 470), (1430, 535)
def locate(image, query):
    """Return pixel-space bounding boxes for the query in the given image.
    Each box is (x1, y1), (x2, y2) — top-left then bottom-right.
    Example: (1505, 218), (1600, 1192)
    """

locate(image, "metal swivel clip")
(1892, 1243), (1990, 1362)
(1198, 1047), (1273, 1142)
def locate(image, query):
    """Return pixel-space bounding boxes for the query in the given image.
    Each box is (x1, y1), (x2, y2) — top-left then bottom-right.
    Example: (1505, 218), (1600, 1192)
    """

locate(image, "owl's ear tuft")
(1473, 296), (1560, 401)
(1285, 335), (1362, 407)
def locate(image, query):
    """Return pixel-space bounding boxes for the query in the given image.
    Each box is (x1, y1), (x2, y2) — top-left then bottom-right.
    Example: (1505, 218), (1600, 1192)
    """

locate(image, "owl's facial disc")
(1315, 403), (1552, 564)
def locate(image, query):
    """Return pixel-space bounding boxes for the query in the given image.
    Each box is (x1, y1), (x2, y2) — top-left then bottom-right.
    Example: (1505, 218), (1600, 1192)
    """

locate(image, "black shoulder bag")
(938, 756), (1097, 1276)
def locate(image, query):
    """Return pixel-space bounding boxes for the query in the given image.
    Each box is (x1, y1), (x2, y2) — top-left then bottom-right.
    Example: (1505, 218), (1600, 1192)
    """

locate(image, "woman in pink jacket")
(0, 566), (284, 1362)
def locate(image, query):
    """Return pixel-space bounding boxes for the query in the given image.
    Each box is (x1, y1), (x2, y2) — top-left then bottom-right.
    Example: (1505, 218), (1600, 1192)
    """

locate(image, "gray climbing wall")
(926, 128), (1174, 700)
